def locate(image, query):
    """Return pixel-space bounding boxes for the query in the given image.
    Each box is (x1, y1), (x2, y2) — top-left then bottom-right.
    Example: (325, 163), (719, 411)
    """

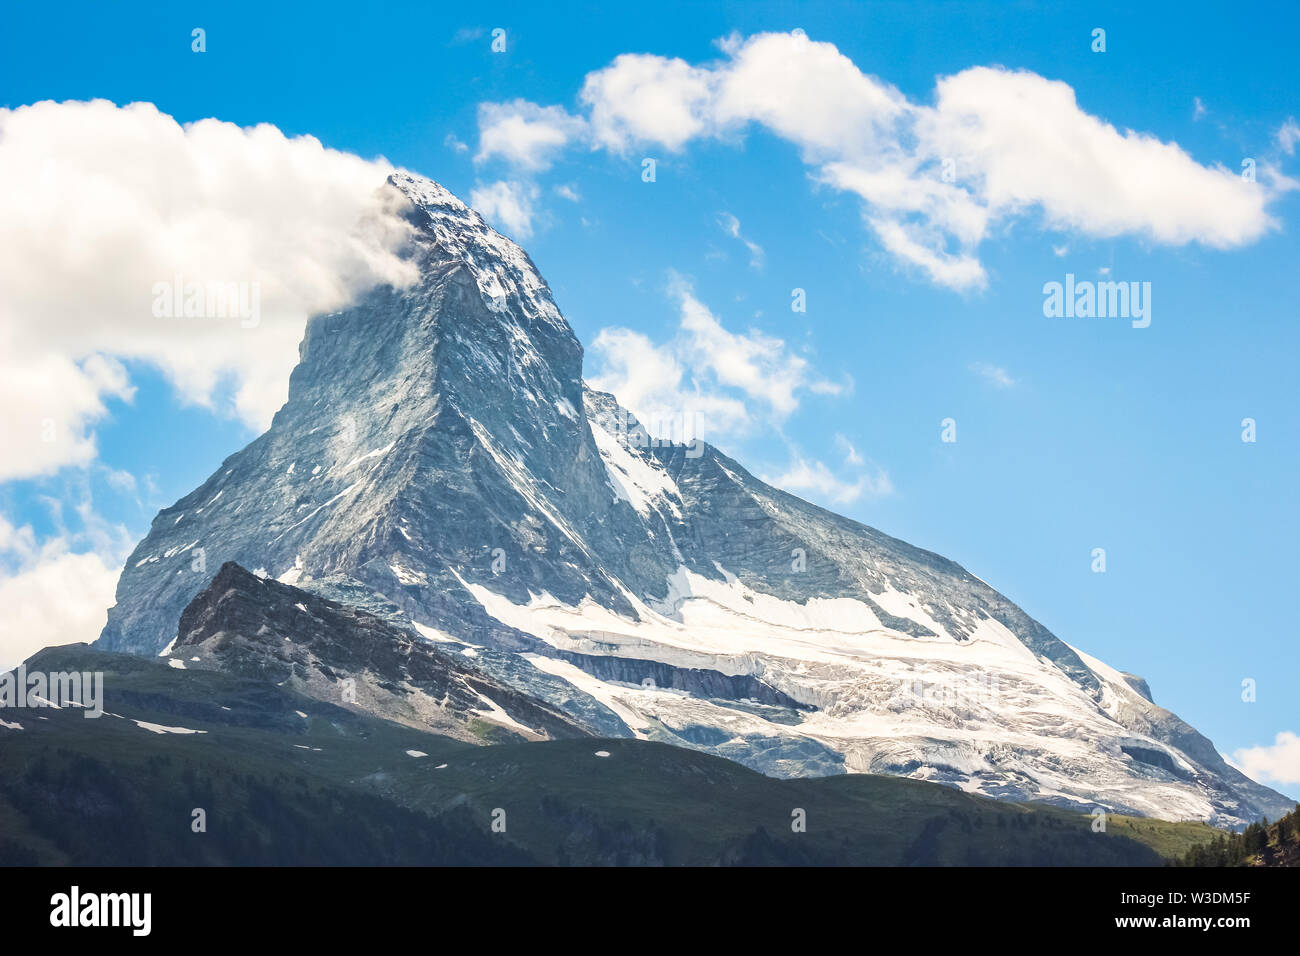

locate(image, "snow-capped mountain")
(97, 171), (1292, 827)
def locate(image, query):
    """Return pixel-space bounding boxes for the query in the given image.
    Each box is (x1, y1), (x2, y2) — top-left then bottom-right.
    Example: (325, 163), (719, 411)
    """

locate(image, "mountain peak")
(96, 175), (1295, 828)
(386, 169), (470, 213)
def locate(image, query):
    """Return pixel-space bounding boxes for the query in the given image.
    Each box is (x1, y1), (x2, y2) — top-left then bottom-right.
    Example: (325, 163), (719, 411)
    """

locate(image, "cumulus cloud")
(0, 550), (120, 670)
(1233, 731), (1300, 787)
(1, 353), (135, 478)
(580, 54), (715, 152)
(0, 507), (132, 670)
(480, 31), (1285, 291)
(469, 179), (540, 238)
(471, 102), (588, 234)
(922, 67), (1273, 249)
(475, 99), (587, 171)
(710, 31), (909, 160)
(0, 99), (416, 482)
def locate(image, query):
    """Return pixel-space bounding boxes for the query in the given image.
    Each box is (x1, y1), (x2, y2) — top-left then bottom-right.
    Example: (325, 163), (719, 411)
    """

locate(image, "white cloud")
(0, 507), (132, 670)
(469, 179), (540, 238)
(866, 215), (987, 289)
(809, 376), (851, 397)
(717, 212), (764, 268)
(761, 431), (892, 507)
(100, 465), (138, 495)
(711, 32), (909, 160)
(0, 99), (416, 481)
(0, 353), (135, 478)
(763, 455), (892, 505)
(587, 275), (837, 440)
(970, 361), (1016, 388)
(485, 31), (1285, 291)
(1277, 117), (1300, 156)
(475, 99), (586, 171)
(0, 549), (120, 670)
(671, 275), (830, 419)
(1233, 731), (1300, 787)
(587, 326), (751, 439)
(580, 54), (715, 152)
(835, 433), (864, 465)
(587, 276), (889, 510)
(923, 67), (1273, 249)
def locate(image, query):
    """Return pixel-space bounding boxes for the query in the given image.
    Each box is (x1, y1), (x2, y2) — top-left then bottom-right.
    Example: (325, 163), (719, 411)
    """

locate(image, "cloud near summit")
(0, 99), (417, 481)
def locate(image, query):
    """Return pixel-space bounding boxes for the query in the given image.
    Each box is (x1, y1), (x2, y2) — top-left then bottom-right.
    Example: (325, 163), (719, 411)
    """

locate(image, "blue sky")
(1, 0), (1298, 796)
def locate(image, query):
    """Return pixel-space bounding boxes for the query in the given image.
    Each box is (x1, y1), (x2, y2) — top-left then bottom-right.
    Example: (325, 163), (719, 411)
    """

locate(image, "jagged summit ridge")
(97, 172), (1293, 827)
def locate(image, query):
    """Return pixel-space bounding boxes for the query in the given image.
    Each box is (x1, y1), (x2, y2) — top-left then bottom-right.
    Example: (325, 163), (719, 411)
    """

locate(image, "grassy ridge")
(0, 647), (1225, 866)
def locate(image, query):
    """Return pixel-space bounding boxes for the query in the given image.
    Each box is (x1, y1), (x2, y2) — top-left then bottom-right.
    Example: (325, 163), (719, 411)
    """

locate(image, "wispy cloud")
(450, 26), (486, 45)
(587, 273), (840, 440)
(1277, 117), (1300, 157)
(970, 361), (1015, 389)
(590, 287), (888, 510)
(716, 212), (764, 269)
(763, 454), (892, 505)
(835, 433), (864, 465)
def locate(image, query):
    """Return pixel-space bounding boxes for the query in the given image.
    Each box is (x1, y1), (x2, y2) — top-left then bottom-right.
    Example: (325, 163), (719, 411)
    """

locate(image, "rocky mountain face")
(170, 561), (588, 743)
(97, 171), (1293, 827)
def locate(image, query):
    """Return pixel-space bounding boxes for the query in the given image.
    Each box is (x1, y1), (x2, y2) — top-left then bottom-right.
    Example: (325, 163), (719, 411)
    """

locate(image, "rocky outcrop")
(173, 561), (589, 743)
